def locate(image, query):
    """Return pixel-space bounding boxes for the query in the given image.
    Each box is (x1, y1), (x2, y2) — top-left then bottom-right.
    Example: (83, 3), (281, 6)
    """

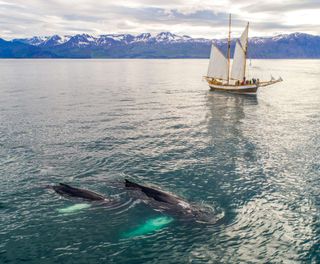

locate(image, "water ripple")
(0, 59), (319, 263)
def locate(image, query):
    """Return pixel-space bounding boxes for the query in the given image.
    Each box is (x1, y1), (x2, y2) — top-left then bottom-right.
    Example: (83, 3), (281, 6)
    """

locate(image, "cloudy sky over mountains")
(0, 0), (319, 39)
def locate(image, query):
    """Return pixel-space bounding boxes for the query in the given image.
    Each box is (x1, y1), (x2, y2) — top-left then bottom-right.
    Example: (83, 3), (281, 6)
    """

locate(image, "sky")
(0, 0), (319, 39)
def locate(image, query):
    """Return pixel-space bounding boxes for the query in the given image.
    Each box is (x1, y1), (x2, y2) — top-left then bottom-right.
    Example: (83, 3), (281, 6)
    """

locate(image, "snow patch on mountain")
(134, 33), (152, 42)
(16, 36), (50, 46)
(40, 35), (71, 47)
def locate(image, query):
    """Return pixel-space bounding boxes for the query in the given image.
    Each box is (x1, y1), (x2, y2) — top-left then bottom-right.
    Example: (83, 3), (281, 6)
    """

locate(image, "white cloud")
(0, 0), (319, 39)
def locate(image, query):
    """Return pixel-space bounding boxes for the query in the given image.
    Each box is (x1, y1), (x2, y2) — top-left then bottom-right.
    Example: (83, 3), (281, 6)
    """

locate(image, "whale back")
(52, 183), (106, 201)
(125, 179), (185, 205)
(124, 180), (220, 223)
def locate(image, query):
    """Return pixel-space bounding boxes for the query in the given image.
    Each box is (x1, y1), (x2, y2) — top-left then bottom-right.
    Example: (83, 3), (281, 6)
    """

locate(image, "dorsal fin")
(59, 183), (73, 189)
(125, 179), (140, 188)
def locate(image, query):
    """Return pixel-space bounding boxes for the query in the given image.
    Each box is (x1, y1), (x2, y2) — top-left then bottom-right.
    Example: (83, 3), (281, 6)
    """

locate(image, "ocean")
(0, 59), (319, 263)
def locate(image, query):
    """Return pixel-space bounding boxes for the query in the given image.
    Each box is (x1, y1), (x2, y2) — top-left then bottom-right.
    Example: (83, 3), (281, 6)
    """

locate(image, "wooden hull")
(206, 78), (283, 94)
(209, 84), (258, 94)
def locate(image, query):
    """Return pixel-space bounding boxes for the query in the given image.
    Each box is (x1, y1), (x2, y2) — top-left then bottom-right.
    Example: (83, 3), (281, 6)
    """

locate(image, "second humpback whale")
(125, 179), (219, 223)
(50, 183), (108, 202)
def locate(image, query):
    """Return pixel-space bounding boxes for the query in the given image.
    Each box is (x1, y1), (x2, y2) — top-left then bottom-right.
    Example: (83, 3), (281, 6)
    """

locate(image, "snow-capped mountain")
(101, 34), (135, 44)
(42, 35), (71, 47)
(61, 34), (97, 48)
(134, 33), (152, 42)
(2, 32), (320, 58)
(15, 34), (71, 47)
(14, 32), (214, 47)
(15, 36), (51, 46)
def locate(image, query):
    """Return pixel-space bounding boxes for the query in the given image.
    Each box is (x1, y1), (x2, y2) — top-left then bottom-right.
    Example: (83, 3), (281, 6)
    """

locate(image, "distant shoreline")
(1, 32), (319, 59)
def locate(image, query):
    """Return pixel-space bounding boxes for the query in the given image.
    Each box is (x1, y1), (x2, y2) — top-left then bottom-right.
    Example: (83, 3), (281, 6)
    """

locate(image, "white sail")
(207, 44), (228, 80)
(230, 41), (246, 81)
(239, 23), (249, 51)
(230, 24), (249, 81)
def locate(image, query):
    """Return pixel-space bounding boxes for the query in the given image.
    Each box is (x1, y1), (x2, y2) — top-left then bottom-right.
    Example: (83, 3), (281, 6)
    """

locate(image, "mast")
(243, 22), (249, 79)
(227, 14), (231, 84)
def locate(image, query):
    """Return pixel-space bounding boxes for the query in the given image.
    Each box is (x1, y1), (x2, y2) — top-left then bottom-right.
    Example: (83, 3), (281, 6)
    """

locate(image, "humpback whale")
(50, 183), (108, 202)
(124, 179), (219, 224)
(125, 179), (192, 212)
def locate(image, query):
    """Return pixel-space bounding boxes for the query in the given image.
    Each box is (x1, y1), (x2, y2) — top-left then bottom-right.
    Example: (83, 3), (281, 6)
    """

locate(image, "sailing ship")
(205, 14), (282, 94)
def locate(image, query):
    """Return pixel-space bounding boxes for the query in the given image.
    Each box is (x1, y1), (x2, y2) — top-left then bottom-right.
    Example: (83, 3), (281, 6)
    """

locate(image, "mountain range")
(0, 32), (319, 58)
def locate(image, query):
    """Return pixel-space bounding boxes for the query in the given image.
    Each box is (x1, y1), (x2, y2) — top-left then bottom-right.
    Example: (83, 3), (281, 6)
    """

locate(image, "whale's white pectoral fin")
(121, 216), (174, 238)
(57, 203), (91, 214)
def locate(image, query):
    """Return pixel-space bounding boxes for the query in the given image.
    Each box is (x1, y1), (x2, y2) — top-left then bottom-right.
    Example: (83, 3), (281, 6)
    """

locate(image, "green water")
(0, 59), (319, 263)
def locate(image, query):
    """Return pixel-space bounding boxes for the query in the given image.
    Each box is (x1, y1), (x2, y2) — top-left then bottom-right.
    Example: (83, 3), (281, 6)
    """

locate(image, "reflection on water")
(205, 92), (264, 207)
(0, 59), (319, 263)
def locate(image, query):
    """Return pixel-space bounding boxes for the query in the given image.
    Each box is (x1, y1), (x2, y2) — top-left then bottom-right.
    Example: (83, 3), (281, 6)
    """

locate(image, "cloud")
(0, 0), (319, 39)
(243, 0), (320, 13)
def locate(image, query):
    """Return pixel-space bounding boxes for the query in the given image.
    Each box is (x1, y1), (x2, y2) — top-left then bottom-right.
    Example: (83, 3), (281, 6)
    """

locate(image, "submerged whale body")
(122, 216), (174, 238)
(125, 179), (219, 223)
(51, 183), (108, 201)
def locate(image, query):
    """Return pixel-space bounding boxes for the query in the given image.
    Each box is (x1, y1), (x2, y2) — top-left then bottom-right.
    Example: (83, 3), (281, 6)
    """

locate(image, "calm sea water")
(0, 59), (319, 263)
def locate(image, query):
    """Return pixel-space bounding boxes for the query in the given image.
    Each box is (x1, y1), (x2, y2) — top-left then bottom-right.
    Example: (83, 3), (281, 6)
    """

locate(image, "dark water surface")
(0, 59), (319, 263)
